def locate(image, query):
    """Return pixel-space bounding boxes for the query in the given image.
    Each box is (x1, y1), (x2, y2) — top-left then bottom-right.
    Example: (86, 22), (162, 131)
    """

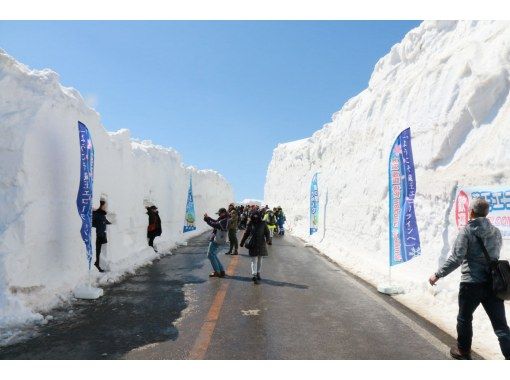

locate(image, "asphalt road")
(0, 232), (462, 360)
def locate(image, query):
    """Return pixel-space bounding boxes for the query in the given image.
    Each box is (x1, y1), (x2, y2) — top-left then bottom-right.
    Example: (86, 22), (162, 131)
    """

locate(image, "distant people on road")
(92, 200), (111, 273)
(146, 205), (162, 252)
(204, 208), (230, 278)
(237, 205), (246, 230)
(276, 206), (286, 236)
(239, 207), (250, 230)
(429, 198), (510, 360)
(226, 203), (239, 255)
(263, 209), (277, 238)
(249, 205), (259, 220)
(240, 210), (272, 285)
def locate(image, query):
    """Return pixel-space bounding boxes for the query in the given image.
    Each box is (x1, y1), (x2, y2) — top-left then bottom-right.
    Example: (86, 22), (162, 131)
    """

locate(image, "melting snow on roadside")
(0, 49), (234, 344)
(265, 21), (510, 359)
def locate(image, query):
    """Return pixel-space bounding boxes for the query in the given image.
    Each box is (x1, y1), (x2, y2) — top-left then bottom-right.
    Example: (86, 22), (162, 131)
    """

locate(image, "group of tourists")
(91, 199), (285, 285)
(89, 194), (510, 359)
(237, 204), (286, 235)
(204, 203), (286, 284)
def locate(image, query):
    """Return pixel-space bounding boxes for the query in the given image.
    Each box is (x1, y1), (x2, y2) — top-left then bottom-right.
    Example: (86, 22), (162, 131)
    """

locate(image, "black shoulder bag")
(244, 225), (255, 250)
(476, 236), (510, 301)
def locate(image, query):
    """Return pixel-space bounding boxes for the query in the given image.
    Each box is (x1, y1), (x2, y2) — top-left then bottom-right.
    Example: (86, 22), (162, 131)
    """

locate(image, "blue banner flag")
(183, 176), (197, 233)
(76, 121), (95, 270)
(388, 128), (421, 266)
(310, 173), (319, 235)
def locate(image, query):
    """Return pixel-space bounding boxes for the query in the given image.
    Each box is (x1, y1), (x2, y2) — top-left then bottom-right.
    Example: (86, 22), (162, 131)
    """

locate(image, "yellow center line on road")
(188, 254), (240, 360)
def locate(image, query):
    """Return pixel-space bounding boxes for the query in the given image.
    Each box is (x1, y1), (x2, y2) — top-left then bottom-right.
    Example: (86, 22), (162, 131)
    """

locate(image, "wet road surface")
(0, 232), (464, 359)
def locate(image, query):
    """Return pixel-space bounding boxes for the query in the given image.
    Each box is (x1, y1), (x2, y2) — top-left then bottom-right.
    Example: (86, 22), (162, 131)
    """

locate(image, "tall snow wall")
(0, 49), (234, 333)
(264, 21), (510, 359)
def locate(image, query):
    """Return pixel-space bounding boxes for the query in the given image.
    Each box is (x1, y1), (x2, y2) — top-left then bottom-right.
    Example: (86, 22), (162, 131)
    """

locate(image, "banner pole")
(74, 122), (103, 300)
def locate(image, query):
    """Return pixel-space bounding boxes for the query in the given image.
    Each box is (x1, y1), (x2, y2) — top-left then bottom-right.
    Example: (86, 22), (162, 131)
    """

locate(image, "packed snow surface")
(265, 21), (510, 359)
(0, 49), (234, 343)
(239, 199), (263, 206)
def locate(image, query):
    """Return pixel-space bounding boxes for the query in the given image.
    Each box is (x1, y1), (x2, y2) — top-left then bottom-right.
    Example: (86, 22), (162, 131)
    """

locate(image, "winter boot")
(94, 262), (105, 273)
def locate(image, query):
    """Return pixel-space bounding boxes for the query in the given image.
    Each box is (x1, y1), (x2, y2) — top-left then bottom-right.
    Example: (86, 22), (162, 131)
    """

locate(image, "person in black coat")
(147, 205), (162, 252)
(92, 200), (111, 273)
(240, 211), (272, 284)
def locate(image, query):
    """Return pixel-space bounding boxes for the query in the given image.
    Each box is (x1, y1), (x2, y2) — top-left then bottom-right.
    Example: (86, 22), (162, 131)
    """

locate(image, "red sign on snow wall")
(455, 187), (510, 239)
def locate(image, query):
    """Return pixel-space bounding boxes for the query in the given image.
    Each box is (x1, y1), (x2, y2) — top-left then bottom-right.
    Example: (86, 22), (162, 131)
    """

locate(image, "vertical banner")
(183, 176), (197, 233)
(310, 173), (319, 235)
(388, 128), (421, 266)
(455, 186), (510, 239)
(76, 121), (95, 270)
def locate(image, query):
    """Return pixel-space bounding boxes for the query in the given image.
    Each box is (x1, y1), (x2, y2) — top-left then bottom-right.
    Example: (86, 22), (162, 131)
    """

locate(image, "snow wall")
(0, 49), (234, 337)
(240, 199), (263, 206)
(264, 21), (510, 359)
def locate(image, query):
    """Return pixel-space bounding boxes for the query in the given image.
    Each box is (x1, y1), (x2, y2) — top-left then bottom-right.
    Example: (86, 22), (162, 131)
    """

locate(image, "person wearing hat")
(146, 205), (162, 252)
(240, 210), (272, 284)
(203, 207), (230, 278)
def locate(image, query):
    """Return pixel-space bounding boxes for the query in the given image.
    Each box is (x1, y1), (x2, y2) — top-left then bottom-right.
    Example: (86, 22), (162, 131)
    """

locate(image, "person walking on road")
(226, 203), (239, 255)
(429, 198), (510, 360)
(263, 209), (277, 238)
(240, 210), (272, 284)
(240, 207), (250, 230)
(146, 205), (162, 252)
(204, 208), (230, 278)
(276, 206), (286, 236)
(92, 200), (111, 273)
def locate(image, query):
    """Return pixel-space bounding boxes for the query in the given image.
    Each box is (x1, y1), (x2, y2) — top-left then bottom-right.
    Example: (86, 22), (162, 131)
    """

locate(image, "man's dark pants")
(457, 282), (510, 359)
(95, 233), (107, 264)
(228, 229), (238, 254)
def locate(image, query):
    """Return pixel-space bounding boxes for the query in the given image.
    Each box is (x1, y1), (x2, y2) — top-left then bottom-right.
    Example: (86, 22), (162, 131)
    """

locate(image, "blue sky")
(0, 21), (420, 201)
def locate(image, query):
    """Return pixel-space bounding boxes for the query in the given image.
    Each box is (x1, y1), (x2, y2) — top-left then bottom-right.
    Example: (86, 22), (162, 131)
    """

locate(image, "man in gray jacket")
(429, 198), (510, 360)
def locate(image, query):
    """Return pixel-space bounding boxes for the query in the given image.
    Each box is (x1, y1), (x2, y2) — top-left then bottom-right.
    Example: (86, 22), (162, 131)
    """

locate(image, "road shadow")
(225, 275), (308, 289)
(0, 239), (209, 359)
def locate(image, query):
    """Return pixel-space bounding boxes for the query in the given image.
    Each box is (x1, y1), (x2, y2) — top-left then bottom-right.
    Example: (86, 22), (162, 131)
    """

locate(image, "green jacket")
(228, 210), (238, 231)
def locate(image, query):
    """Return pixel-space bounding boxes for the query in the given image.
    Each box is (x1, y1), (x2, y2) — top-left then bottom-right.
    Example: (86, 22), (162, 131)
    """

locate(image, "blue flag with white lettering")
(310, 173), (319, 235)
(183, 176), (197, 233)
(76, 122), (94, 270)
(388, 128), (421, 266)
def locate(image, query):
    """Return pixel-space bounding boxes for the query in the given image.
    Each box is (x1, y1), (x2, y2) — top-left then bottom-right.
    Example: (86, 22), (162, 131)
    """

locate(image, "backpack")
(268, 213), (276, 225)
(477, 236), (510, 301)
